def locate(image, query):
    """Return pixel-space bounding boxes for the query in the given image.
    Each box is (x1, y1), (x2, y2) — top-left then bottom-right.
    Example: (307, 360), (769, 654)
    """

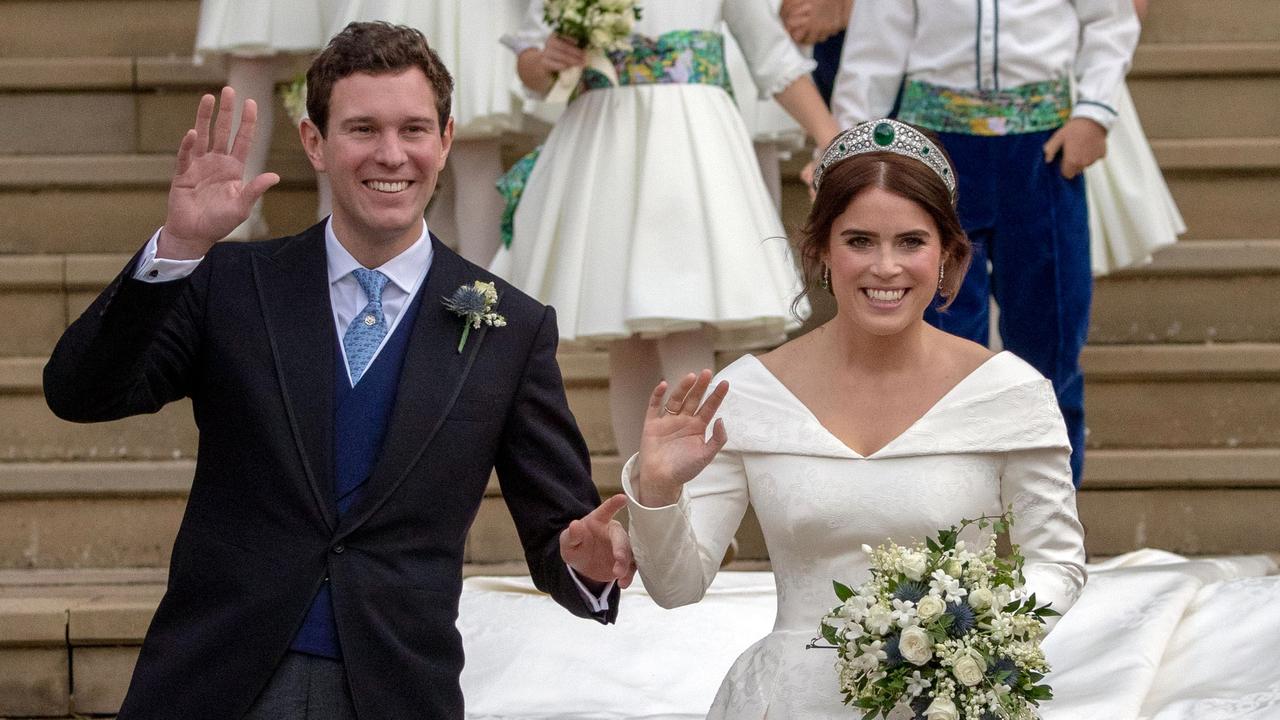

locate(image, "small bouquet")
(818, 512), (1057, 720)
(541, 0), (642, 101)
(443, 281), (506, 353)
(280, 73), (308, 127)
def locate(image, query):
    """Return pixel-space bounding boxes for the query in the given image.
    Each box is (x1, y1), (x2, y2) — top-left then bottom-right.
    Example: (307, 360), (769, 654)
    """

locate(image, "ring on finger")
(663, 403), (682, 415)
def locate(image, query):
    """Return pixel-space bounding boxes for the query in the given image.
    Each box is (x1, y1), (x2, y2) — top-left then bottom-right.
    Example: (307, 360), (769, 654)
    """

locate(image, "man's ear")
(299, 118), (326, 172)
(439, 116), (455, 164)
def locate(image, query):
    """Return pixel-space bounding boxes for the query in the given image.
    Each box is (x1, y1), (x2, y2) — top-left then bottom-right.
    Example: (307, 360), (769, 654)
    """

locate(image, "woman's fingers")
(647, 380), (670, 418)
(663, 372), (698, 414)
(695, 380), (730, 423)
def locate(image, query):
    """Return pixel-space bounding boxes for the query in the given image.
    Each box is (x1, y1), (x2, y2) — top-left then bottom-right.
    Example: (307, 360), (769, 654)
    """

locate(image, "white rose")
(968, 587), (994, 611)
(952, 650), (987, 686)
(901, 551), (929, 581)
(924, 697), (960, 720)
(898, 626), (934, 666)
(945, 559), (964, 578)
(588, 27), (613, 48)
(917, 595), (946, 622)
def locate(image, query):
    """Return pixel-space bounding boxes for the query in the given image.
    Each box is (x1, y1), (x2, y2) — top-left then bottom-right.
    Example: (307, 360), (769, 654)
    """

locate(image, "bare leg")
(225, 55), (276, 239)
(656, 329), (717, 390)
(447, 138), (506, 266)
(754, 141), (783, 212)
(608, 336), (662, 461)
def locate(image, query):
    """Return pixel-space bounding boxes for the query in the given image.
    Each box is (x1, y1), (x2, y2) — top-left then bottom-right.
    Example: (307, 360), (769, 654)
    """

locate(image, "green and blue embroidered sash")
(897, 78), (1072, 136)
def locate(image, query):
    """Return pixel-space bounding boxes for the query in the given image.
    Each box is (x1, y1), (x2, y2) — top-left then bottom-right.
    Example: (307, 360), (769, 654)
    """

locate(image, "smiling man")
(44, 22), (633, 720)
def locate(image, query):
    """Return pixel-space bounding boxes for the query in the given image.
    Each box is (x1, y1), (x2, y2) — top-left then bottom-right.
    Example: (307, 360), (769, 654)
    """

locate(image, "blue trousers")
(924, 130), (1090, 486)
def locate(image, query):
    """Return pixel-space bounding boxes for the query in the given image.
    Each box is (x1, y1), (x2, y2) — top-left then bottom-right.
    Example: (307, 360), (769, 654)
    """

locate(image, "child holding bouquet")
(492, 0), (840, 460)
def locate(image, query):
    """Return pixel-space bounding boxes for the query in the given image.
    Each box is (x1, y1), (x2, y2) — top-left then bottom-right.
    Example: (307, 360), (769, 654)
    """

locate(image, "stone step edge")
(3, 138), (1278, 190)
(1, 44), (1275, 92)
(6, 240), (1277, 294)
(2, 449), (1278, 499)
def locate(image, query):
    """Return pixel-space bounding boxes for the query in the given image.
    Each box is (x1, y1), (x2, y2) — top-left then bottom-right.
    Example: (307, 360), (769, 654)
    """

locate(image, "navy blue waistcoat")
(290, 287), (425, 658)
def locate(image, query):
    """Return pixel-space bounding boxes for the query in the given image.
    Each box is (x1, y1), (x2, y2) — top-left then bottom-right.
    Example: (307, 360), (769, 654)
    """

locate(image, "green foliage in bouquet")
(818, 511), (1059, 720)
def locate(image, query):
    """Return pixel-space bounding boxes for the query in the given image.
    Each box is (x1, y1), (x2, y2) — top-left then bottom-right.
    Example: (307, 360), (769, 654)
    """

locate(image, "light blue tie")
(343, 268), (390, 384)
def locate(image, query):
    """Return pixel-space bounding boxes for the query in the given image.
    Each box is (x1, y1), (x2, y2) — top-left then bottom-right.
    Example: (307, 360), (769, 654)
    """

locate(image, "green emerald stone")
(920, 146), (930, 155)
(872, 122), (895, 147)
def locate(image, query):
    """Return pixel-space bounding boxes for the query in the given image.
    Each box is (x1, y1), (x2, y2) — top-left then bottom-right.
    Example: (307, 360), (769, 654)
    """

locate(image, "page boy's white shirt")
(132, 222), (614, 611)
(831, 0), (1141, 131)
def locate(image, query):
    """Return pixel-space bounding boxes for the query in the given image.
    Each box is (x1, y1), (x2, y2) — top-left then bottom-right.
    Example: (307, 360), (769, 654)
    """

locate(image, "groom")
(44, 22), (633, 720)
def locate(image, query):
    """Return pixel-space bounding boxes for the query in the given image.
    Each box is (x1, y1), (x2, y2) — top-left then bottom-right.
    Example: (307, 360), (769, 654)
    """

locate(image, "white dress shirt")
(133, 221), (613, 611)
(831, 0), (1141, 131)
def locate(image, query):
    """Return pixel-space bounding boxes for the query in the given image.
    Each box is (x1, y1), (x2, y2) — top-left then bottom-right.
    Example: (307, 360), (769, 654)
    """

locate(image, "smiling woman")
(622, 119), (1088, 718)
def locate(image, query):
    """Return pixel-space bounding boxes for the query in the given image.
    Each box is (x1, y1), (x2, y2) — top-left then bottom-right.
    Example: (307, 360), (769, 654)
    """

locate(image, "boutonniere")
(443, 280), (507, 353)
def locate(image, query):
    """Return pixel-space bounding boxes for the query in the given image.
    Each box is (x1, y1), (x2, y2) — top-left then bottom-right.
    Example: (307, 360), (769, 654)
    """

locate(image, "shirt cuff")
(567, 564), (614, 613)
(1070, 102), (1118, 132)
(132, 228), (204, 283)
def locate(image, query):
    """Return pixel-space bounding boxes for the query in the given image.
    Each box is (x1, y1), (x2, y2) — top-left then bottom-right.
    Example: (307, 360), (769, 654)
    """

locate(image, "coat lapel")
(335, 237), (489, 538)
(252, 225), (337, 531)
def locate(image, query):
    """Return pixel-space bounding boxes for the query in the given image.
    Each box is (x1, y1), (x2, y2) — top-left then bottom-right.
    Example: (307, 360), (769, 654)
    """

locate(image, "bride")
(623, 119), (1088, 718)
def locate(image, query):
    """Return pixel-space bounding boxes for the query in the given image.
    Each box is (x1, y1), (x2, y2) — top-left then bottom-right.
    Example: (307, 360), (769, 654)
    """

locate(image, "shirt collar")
(325, 217), (433, 294)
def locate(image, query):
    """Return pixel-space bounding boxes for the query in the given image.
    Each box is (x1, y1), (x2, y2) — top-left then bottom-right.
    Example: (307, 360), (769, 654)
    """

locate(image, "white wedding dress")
(623, 351), (1087, 718)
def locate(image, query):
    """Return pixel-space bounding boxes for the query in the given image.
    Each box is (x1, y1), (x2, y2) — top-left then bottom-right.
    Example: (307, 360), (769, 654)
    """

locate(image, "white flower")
(899, 626), (934, 666)
(848, 650), (880, 677)
(968, 587), (995, 612)
(930, 569), (968, 603)
(945, 558), (964, 578)
(858, 638), (888, 662)
(901, 550), (929, 581)
(865, 604), (894, 635)
(906, 669), (932, 697)
(891, 598), (918, 628)
(917, 594), (947, 622)
(925, 696), (960, 720)
(952, 650), (987, 686)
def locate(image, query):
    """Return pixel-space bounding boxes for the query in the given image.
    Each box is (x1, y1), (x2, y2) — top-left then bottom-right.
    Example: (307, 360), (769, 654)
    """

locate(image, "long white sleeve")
(722, 0), (816, 98)
(1071, 0), (1141, 129)
(1001, 446), (1088, 633)
(830, 0), (916, 126)
(623, 448), (750, 609)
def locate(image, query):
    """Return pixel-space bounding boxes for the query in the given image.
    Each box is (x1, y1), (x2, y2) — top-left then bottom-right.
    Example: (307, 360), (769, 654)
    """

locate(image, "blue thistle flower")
(988, 656), (1019, 684)
(945, 601), (976, 637)
(893, 580), (929, 604)
(443, 285), (489, 316)
(883, 633), (904, 667)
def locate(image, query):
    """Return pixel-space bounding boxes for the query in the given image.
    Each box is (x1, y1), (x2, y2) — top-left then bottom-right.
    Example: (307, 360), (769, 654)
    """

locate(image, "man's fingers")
(1042, 129), (1064, 164)
(589, 494), (629, 525)
(561, 519), (586, 550)
(229, 98), (258, 164)
(174, 129), (198, 177)
(695, 380), (730, 423)
(211, 86), (237, 155)
(243, 172), (282, 205)
(192, 93), (216, 155)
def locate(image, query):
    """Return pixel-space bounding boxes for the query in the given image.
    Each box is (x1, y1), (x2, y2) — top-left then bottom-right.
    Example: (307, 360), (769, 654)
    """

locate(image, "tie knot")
(351, 268), (390, 306)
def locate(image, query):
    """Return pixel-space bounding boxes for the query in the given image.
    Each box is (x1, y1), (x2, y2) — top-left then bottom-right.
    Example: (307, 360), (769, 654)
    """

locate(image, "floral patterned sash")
(498, 30), (732, 249)
(897, 78), (1072, 136)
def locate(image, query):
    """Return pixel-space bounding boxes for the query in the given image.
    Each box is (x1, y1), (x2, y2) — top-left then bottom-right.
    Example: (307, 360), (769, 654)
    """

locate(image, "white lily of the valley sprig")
(443, 281), (506, 353)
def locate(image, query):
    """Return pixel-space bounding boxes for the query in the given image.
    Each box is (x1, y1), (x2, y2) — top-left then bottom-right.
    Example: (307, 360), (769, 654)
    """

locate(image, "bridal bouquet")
(818, 513), (1057, 720)
(541, 0), (642, 101)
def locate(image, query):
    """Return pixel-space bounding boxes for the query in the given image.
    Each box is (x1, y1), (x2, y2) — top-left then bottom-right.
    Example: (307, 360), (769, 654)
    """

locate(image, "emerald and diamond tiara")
(812, 119), (957, 201)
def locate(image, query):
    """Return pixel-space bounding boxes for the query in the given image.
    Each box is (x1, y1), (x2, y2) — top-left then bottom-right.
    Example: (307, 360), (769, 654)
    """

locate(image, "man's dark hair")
(306, 21), (453, 137)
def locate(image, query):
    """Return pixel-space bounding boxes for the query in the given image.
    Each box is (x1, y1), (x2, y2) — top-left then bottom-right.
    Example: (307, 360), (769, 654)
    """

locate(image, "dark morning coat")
(43, 222), (618, 719)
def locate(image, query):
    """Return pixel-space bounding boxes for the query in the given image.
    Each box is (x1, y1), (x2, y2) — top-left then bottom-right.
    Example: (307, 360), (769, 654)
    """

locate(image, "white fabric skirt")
(489, 83), (808, 349)
(195, 0), (336, 58)
(332, 0), (524, 137)
(1085, 83), (1184, 276)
